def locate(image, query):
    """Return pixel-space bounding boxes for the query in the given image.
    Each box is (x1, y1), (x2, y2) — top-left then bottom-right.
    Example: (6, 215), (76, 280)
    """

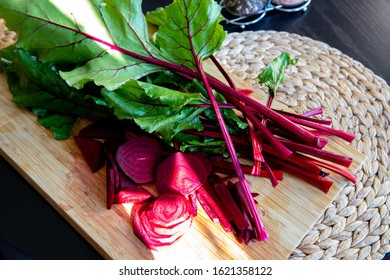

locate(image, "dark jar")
(271, 0), (307, 7)
(224, 0), (267, 16)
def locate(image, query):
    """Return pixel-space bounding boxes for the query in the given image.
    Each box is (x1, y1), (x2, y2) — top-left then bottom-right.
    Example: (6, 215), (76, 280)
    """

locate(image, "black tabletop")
(1, 0), (389, 260)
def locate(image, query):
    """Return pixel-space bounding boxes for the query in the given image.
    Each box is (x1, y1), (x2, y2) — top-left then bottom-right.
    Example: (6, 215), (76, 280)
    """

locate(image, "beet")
(113, 185), (153, 204)
(117, 169), (135, 191)
(156, 152), (210, 195)
(151, 217), (192, 236)
(147, 193), (193, 227)
(132, 194), (193, 250)
(104, 138), (126, 156)
(73, 136), (105, 173)
(133, 205), (169, 250)
(116, 136), (162, 183)
(105, 151), (119, 209)
(139, 207), (188, 242)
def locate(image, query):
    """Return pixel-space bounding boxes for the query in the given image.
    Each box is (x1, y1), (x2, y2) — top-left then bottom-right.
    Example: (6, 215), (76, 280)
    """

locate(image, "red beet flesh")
(116, 136), (162, 183)
(132, 193), (193, 250)
(156, 152), (211, 195)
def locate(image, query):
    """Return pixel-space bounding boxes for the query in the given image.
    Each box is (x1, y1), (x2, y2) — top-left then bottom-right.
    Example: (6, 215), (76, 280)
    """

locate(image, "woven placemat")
(1, 21), (389, 260)
(0, 19), (17, 50)
(215, 30), (390, 260)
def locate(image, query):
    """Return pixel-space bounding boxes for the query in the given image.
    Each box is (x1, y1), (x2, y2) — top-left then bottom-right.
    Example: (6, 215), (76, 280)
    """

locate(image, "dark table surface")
(1, 0), (389, 260)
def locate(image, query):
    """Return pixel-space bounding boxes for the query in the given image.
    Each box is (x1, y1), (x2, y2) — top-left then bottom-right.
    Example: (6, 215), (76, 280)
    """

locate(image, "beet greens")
(0, 0), (357, 248)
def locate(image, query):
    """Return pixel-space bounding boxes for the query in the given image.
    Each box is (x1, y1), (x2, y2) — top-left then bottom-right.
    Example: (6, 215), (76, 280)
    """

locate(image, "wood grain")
(0, 69), (366, 259)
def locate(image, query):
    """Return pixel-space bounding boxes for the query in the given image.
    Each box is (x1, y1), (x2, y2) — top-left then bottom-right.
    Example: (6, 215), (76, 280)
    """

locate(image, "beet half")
(116, 136), (162, 183)
(156, 152), (210, 195)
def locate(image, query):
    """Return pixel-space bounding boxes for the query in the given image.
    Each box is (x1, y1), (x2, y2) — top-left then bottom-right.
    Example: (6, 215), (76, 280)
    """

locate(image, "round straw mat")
(0, 19), (17, 50)
(215, 30), (390, 260)
(1, 21), (389, 260)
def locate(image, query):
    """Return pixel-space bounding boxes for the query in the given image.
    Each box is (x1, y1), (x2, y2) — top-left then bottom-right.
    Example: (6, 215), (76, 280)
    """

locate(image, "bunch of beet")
(73, 120), (265, 249)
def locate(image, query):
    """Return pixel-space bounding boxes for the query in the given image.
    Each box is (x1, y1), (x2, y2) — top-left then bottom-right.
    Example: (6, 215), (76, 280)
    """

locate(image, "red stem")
(280, 115), (355, 143)
(300, 107), (324, 117)
(293, 154), (357, 183)
(279, 139), (353, 167)
(185, 11), (266, 240)
(265, 157), (333, 193)
(211, 55), (265, 177)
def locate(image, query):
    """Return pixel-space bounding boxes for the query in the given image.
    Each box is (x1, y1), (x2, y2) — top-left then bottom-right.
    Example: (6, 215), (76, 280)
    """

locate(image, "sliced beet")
(189, 193), (198, 217)
(151, 217), (192, 236)
(191, 151), (212, 175)
(133, 205), (168, 250)
(196, 191), (219, 223)
(106, 162), (115, 210)
(214, 182), (250, 230)
(196, 184), (233, 233)
(78, 119), (125, 139)
(104, 138), (127, 156)
(113, 185), (153, 204)
(140, 207), (189, 243)
(105, 151), (119, 209)
(132, 194), (194, 250)
(147, 193), (193, 228)
(117, 169), (133, 192)
(116, 136), (162, 183)
(156, 152), (210, 195)
(73, 136), (105, 173)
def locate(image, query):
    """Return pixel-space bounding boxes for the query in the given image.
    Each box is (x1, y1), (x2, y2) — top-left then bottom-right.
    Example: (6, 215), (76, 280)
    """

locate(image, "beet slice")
(214, 182), (250, 230)
(192, 151), (212, 175)
(116, 136), (162, 183)
(113, 184), (153, 204)
(189, 193), (198, 216)
(140, 207), (190, 243)
(73, 136), (105, 173)
(104, 138), (127, 156)
(147, 193), (193, 228)
(196, 191), (219, 223)
(156, 152), (210, 195)
(196, 184), (233, 233)
(132, 194), (194, 250)
(133, 205), (168, 250)
(106, 162), (115, 210)
(133, 204), (187, 250)
(116, 169), (133, 192)
(151, 216), (193, 236)
(105, 151), (119, 209)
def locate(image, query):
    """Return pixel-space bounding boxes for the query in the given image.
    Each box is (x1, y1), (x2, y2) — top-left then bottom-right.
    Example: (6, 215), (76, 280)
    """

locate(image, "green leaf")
(59, 0), (171, 90)
(258, 52), (298, 93)
(0, 0), (168, 90)
(2, 50), (110, 139)
(59, 51), (166, 90)
(0, 1), (107, 64)
(178, 136), (228, 157)
(0, 0), (229, 144)
(146, 7), (167, 26)
(204, 108), (247, 135)
(37, 114), (77, 140)
(101, 80), (205, 141)
(155, 0), (226, 69)
(6, 50), (108, 118)
(134, 107), (205, 142)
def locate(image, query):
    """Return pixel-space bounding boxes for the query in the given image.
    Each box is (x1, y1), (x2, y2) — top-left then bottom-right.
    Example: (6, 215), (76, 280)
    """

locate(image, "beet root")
(156, 152), (210, 195)
(132, 193), (193, 250)
(116, 136), (162, 183)
(73, 136), (105, 173)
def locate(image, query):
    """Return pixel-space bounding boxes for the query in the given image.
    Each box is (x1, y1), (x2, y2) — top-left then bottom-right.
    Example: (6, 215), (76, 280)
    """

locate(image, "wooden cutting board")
(0, 67), (367, 259)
